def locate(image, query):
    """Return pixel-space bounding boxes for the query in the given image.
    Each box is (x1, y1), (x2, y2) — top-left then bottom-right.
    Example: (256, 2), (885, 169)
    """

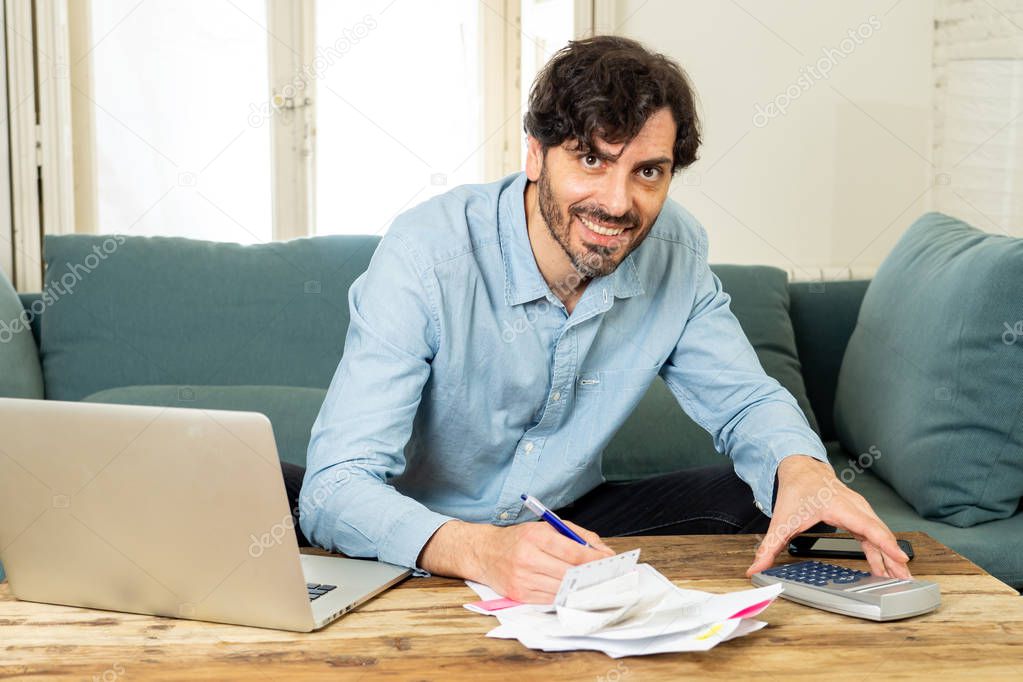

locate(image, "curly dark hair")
(524, 35), (701, 174)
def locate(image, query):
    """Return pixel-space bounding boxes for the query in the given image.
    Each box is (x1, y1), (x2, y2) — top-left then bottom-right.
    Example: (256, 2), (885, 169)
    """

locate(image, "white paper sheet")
(463, 549), (784, 657)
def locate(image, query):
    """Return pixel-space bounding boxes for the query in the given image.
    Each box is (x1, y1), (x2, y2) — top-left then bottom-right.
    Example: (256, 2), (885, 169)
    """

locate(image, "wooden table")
(1, 532), (1020, 680)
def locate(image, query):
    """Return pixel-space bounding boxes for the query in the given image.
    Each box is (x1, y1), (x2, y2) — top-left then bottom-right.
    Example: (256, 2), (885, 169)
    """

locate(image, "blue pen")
(520, 493), (588, 546)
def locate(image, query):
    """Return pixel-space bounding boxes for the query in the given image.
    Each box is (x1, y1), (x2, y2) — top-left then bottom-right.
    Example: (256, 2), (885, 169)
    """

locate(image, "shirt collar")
(497, 172), (645, 307)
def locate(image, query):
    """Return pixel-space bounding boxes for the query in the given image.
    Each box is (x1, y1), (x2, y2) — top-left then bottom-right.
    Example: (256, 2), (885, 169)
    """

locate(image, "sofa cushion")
(82, 385), (327, 467)
(0, 270), (43, 399)
(834, 212), (1023, 527)
(41, 234), (380, 401)
(603, 265), (819, 479)
(825, 442), (1023, 590)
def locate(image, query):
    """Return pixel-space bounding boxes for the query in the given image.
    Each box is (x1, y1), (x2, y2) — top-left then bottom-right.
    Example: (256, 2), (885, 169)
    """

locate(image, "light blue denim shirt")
(301, 171), (826, 573)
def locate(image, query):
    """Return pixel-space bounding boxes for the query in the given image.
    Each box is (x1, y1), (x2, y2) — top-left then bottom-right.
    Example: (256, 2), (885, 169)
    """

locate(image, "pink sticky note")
(468, 597), (523, 612)
(729, 598), (773, 620)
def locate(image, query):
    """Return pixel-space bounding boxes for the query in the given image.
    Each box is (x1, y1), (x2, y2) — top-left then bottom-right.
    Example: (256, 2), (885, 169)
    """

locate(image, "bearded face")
(526, 108), (677, 283)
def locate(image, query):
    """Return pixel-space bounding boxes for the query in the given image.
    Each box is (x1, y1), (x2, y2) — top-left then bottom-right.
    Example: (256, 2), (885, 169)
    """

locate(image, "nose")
(597, 167), (633, 219)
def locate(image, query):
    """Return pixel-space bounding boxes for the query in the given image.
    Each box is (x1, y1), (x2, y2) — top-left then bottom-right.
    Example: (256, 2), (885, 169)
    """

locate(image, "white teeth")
(579, 215), (624, 236)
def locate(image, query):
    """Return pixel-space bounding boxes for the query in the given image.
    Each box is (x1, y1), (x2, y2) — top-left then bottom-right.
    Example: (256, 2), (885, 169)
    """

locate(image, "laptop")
(0, 397), (410, 632)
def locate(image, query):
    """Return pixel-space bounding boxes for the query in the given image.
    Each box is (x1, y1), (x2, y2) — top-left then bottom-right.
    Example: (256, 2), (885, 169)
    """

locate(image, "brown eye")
(581, 154), (601, 169)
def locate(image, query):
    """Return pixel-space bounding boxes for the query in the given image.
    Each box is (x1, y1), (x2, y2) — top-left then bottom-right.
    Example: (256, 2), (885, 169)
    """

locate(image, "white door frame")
(35, 0), (75, 240)
(5, 0), (44, 291)
(587, 0), (617, 36)
(266, 0), (316, 241)
(3, 0), (75, 292)
(480, 0), (600, 181)
(481, 0), (523, 180)
(0, 0), (13, 282)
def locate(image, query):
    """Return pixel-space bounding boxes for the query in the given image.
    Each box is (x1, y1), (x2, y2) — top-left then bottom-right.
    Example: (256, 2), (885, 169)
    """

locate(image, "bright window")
(313, 0), (482, 236)
(521, 0), (576, 81)
(520, 0), (576, 162)
(90, 1), (273, 243)
(77, 1), (576, 243)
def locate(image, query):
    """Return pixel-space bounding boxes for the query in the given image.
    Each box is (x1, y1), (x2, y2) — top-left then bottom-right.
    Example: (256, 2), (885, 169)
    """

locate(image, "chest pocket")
(576, 365), (662, 393)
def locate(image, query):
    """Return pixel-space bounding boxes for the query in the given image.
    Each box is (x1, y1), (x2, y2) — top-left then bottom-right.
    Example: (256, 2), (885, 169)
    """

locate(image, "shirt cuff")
(751, 436), (828, 517)
(375, 506), (456, 577)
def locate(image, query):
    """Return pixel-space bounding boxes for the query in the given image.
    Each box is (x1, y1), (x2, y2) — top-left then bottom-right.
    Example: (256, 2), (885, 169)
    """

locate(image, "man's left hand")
(745, 455), (911, 579)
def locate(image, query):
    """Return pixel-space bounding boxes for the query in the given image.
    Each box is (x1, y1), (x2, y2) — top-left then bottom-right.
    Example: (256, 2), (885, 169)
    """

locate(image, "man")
(289, 36), (910, 603)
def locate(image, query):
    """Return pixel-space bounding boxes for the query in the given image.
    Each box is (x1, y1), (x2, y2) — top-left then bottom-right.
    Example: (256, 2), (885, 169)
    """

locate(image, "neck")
(523, 180), (590, 308)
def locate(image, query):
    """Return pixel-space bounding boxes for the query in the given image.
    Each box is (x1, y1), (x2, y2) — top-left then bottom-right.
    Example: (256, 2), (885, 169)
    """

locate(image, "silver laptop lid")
(0, 398), (315, 631)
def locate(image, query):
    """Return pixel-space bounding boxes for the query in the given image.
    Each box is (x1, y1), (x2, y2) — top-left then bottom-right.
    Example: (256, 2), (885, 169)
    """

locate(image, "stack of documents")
(464, 549), (784, 658)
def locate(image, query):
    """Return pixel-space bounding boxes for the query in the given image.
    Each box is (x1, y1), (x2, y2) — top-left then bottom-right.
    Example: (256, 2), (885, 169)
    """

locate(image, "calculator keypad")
(762, 561), (872, 587)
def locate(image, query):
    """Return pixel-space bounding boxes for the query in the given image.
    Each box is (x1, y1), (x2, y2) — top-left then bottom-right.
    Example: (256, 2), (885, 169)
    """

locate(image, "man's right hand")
(419, 518), (614, 603)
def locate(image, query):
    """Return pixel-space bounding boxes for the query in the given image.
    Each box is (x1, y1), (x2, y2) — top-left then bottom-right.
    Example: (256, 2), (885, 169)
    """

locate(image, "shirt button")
(552, 391), (561, 402)
(755, 500), (764, 512)
(499, 512), (510, 520)
(524, 441), (534, 454)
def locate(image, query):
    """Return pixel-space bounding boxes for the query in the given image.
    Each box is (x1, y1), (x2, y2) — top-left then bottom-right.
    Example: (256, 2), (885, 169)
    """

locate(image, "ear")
(525, 136), (544, 182)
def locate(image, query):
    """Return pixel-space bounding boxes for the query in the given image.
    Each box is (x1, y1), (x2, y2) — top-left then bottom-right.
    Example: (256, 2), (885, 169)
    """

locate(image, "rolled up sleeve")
(300, 231), (454, 575)
(659, 231), (826, 517)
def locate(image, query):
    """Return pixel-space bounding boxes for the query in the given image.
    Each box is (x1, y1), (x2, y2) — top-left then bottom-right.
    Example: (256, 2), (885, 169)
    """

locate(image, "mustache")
(570, 206), (640, 230)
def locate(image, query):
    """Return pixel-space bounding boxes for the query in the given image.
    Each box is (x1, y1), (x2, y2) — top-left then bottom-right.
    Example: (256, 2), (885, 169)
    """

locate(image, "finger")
(563, 520), (614, 555)
(746, 510), (818, 576)
(839, 510), (909, 565)
(865, 521), (913, 579)
(507, 583), (559, 604)
(522, 544), (577, 580)
(868, 540), (911, 580)
(840, 508), (912, 579)
(881, 549), (912, 580)
(537, 527), (614, 565)
(514, 573), (562, 603)
(747, 518), (789, 576)
(859, 539), (889, 577)
(891, 558), (912, 580)
(517, 589), (558, 604)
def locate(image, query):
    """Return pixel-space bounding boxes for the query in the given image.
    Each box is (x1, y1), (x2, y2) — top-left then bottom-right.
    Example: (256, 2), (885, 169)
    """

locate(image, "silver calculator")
(751, 560), (941, 621)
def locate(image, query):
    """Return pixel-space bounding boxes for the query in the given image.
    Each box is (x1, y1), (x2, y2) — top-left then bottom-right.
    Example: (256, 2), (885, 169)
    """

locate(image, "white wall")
(932, 0), (1023, 236)
(614, 0), (937, 278)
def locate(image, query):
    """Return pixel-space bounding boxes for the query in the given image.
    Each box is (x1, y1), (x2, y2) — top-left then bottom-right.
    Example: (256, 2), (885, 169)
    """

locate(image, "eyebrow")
(634, 155), (672, 169)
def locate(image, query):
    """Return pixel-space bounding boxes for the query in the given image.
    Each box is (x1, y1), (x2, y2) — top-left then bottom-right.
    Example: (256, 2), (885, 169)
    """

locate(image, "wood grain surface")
(1, 532), (1020, 680)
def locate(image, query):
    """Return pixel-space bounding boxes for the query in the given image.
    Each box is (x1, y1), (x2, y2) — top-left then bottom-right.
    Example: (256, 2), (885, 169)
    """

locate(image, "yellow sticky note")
(695, 623), (724, 641)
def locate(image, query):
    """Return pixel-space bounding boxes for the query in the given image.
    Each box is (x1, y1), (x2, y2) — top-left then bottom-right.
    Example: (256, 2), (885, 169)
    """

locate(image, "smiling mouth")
(577, 214), (629, 237)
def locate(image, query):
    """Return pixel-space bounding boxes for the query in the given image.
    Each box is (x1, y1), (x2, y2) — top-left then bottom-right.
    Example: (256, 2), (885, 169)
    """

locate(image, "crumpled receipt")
(464, 549), (784, 658)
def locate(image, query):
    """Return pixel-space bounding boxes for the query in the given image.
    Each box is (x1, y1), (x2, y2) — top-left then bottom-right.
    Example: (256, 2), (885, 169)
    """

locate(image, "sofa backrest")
(789, 280), (869, 442)
(39, 234), (381, 401)
(28, 234), (870, 458)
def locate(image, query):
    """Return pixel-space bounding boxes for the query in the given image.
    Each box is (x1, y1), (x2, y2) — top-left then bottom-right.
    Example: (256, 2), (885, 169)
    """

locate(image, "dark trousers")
(552, 465), (773, 536)
(279, 461), (832, 547)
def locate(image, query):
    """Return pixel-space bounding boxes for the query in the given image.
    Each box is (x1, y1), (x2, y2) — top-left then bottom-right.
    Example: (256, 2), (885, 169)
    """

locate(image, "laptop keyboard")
(306, 582), (338, 601)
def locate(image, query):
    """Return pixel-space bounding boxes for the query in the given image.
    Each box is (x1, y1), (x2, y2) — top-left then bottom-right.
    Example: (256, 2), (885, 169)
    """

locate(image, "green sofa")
(1, 232), (1020, 590)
